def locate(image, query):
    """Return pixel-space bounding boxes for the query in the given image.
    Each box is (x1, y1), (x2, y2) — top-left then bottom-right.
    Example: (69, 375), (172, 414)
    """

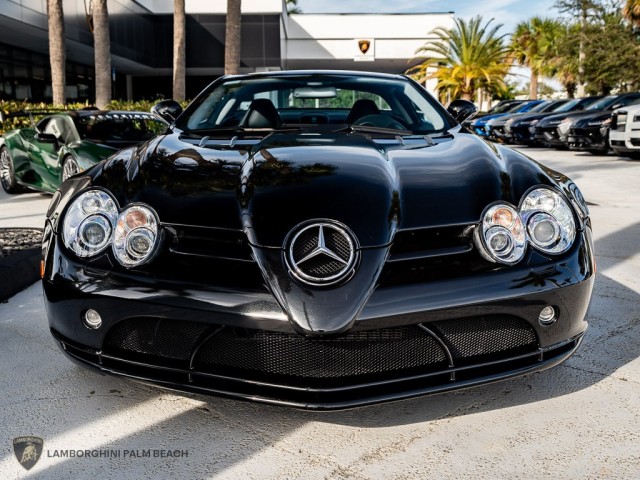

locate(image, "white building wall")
(284, 13), (454, 96)
(133, 0), (283, 14)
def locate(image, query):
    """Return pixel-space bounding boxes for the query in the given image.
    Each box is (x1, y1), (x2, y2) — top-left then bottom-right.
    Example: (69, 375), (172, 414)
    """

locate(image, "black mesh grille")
(431, 315), (538, 365)
(103, 318), (211, 366)
(101, 315), (539, 385)
(194, 326), (448, 383)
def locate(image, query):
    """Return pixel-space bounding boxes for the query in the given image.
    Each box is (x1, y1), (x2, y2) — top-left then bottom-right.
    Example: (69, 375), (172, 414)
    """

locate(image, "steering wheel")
(354, 114), (408, 131)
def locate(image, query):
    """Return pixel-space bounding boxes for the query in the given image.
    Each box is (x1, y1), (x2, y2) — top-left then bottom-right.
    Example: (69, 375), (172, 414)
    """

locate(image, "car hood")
(94, 130), (560, 248)
(538, 109), (604, 127)
(572, 112), (612, 127)
(87, 130), (564, 335)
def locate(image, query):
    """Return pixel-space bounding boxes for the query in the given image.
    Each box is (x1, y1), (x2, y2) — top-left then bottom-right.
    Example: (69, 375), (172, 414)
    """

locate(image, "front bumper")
(567, 127), (608, 152)
(609, 130), (640, 154)
(44, 230), (595, 409)
(534, 126), (567, 148)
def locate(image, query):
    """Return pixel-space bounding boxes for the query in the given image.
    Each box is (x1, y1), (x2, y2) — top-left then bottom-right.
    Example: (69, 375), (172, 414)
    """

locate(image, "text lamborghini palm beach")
(42, 71), (594, 409)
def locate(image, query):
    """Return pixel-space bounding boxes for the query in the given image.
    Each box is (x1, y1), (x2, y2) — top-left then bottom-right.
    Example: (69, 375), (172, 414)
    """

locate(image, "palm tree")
(623, 0), (640, 26)
(173, 0), (186, 101)
(511, 18), (564, 99)
(93, 0), (111, 108)
(407, 16), (511, 102)
(286, 0), (301, 14)
(47, 0), (65, 105)
(225, 0), (241, 75)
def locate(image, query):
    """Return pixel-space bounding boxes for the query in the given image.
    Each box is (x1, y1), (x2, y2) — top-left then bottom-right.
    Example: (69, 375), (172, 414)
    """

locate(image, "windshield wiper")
(340, 124), (413, 136)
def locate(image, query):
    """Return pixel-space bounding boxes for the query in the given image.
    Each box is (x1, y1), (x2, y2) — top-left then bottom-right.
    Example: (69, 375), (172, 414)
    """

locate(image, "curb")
(0, 228), (42, 302)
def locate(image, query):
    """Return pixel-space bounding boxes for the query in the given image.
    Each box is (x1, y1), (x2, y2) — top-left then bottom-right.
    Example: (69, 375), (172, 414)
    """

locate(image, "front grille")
(103, 318), (211, 367)
(389, 225), (473, 261)
(167, 225), (253, 262)
(631, 138), (640, 147)
(430, 315), (538, 365)
(194, 326), (448, 383)
(140, 224), (266, 289)
(101, 314), (539, 389)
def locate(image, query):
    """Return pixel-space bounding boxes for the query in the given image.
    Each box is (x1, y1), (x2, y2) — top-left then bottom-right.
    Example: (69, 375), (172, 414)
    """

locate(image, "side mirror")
(151, 100), (183, 124)
(447, 99), (479, 124)
(35, 132), (59, 144)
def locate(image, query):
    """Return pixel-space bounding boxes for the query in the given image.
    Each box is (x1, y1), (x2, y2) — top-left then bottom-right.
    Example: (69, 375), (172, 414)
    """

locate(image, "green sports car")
(0, 110), (166, 194)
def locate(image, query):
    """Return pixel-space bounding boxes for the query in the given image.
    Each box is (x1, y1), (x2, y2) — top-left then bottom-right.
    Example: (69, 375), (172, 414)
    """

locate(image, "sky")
(296, 0), (561, 36)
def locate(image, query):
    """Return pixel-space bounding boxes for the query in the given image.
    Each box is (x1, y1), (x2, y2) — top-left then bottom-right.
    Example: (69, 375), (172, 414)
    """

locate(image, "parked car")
(567, 94), (640, 154)
(469, 100), (543, 137)
(0, 110), (167, 194)
(533, 92), (640, 149)
(609, 104), (640, 159)
(507, 97), (602, 146)
(43, 71), (594, 409)
(486, 99), (569, 143)
(462, 99), (525, 129)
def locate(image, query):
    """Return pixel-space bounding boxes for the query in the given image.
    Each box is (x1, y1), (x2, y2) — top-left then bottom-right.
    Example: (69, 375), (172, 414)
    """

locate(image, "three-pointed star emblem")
(286, 221), (358, 286)
(296, 226), (348, 266)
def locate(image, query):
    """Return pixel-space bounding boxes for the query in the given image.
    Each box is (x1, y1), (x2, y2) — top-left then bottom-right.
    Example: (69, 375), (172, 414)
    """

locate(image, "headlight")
(587, 117), (610, 127)
(520, 188), (576, 254)
(475, 204), (526, 265)
(475, 187), (579, 264)
(62, 190), (118, 257)
(558, 118), (573, 135)
(112, 205), (159, 267)
(568, 182), (589, 219)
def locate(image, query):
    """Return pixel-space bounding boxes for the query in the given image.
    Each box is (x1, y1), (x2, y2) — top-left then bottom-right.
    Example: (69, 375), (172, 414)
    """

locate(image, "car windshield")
(552, 98), (581, 113)
(526, 101), (551, 113)
(75, 113), (166, 143)
(176, 74), (452, 135)
(489, 102), (519, 114)
(585, 96), (617, 111)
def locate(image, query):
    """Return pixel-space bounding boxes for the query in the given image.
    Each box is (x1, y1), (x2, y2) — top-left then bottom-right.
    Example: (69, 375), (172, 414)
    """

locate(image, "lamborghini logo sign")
(13, 436), (44, 470)
(358, 40), (371, 55)
(354, 39), (375, 62)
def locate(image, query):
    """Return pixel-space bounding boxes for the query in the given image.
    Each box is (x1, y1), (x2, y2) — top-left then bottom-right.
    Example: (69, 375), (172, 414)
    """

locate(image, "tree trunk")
(225, 0), (242, 75)
(577, 3), (587, 97)
(93, 0), (111, 108)
(530, 71), (538, 99)
(47, 0), (66, 105)
(173, 0), (186, 101)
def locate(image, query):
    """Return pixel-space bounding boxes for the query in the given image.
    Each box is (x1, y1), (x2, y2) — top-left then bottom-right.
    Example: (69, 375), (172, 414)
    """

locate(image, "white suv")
(610, 105), (640, 159)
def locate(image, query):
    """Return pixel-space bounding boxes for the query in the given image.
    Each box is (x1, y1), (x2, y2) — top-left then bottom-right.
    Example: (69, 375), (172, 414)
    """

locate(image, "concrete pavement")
(0, 189), (50, 229)
(0, 148), (639, 479)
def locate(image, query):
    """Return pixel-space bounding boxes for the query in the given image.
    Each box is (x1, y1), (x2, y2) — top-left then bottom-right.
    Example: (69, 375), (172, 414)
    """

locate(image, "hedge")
(0, 100), (189, 135)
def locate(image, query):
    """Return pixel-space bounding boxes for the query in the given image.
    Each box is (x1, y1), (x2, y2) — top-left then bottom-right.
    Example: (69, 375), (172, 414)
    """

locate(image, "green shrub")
(0, 100), (190, 135)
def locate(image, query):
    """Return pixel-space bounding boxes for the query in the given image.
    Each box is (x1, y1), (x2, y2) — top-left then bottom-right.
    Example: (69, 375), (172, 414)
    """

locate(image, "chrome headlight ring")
(475, 186), (579, 264)
(62, 189), (160, 267)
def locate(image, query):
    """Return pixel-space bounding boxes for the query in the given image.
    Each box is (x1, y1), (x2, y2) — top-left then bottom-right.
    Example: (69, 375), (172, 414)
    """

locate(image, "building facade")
(0, 0), (453, 102)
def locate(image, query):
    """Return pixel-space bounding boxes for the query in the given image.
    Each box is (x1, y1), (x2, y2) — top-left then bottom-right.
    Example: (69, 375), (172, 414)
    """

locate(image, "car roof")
(221, 70), (409, 82)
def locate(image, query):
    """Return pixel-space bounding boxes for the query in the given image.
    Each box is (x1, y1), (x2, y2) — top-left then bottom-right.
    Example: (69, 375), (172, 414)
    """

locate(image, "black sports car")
(43, 71), (594, 409)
